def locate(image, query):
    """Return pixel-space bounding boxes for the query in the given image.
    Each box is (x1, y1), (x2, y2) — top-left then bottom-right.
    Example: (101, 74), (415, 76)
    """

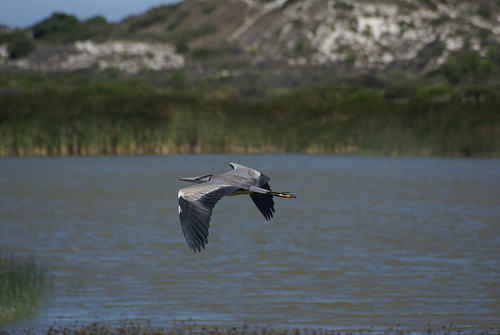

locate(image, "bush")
(32, 12), (81, 40)
(344, 89), (383, 103)
(439, 55), (461, 83)
(384, 82), (418, 100)
(416, 84), (453, 100)
(437, 49), (495, 84)
(463, 49), (492, 75)
(0, 31), (36, 59)
(191, 47), (213, 59)
(76, 15), (114, 41)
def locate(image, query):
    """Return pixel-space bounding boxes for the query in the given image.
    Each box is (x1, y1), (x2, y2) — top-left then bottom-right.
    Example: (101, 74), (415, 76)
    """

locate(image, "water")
(1, 155), (499, 332)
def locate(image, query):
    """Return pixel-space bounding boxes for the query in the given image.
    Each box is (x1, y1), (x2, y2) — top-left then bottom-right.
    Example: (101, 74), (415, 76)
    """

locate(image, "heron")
(177, 162), (296, 253)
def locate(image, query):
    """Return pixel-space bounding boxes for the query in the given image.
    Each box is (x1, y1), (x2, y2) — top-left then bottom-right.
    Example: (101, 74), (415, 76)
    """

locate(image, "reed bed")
(0, 87), (499, 157)
(2, 321), (499, 335)
(0, 254), (49, 322)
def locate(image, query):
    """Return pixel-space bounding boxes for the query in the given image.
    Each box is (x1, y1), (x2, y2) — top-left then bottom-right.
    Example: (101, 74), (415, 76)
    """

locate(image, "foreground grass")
(0, 254), (49, 322)
(0, 73), (499, 157)
(2, 322), (499, 335)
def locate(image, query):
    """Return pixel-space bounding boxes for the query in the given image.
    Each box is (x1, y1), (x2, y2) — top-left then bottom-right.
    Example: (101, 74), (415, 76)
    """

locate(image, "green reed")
(0, 253), (49, 321)
(0, 87), (498, 157)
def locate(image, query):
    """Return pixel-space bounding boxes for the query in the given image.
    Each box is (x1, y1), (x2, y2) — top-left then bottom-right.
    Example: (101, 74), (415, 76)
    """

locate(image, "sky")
(0, 0), (181, 29)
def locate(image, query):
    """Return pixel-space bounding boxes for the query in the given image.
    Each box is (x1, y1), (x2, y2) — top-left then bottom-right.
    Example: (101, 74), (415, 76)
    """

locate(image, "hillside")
(1, 0), (499, 158)
(1, 0), (500, 81)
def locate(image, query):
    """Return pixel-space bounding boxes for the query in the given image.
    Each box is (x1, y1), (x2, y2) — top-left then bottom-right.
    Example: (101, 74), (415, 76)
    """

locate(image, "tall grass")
(0, 253), (49, 321)
(0, 84), (499, 157)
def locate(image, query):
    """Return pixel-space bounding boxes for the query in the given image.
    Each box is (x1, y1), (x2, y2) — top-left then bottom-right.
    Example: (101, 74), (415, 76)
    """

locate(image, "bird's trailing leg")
(268, 191), (297, 198)
(248, 186), (296, 198)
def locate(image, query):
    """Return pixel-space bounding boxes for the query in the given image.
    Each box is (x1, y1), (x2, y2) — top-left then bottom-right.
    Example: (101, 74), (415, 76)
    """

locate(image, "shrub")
(384, 83), (418, 101)
(32, 12), (81, 40)
(439, 55), (461, 83)
(0, 31), (36, 59)
(463, 49), (492, 75)
(191, 47), (213, 58)
(416, 84), (453, 100)
(344, 89), (383, 103)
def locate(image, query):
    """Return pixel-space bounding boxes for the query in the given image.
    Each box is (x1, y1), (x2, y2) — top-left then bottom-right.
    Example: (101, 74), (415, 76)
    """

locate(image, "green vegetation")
(0, 31), (36, 59)
(32, 13), (81, 41)
(0, 72), (498, 157)
(15, 12), (116, 44)
(0, 253), (49, 321)
(435, 49), (495, 84)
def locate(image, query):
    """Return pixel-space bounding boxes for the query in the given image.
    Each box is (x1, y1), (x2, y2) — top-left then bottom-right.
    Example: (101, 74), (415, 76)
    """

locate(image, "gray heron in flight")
(178, 162), (296, 253)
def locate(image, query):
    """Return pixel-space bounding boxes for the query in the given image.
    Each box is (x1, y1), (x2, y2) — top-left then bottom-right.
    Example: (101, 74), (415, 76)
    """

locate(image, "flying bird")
(177, 162), (296, 252)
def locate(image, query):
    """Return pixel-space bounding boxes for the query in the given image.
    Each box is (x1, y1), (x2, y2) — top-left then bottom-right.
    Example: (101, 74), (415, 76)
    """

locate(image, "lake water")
(1, 155), (499, 332)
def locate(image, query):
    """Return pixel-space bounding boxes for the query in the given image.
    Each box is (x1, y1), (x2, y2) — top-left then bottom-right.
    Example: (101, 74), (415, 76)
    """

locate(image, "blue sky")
(0, 0), (181, 28)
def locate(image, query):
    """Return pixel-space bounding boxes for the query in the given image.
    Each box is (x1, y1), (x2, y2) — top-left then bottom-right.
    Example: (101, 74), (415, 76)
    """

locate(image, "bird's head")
(178, 174), (213, 184)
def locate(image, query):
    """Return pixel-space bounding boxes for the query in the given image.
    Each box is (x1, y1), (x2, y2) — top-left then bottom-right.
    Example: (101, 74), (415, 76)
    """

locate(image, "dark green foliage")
(487, 44), (500, 64)
(344, 90), (383, 103)
(191, 47), (214, 58)
(437, 49), (496, 83)
(29, 13), (114, 43)
(463, 49), (492, 74)
(0, 31), (36, 59)
(32, 13), (81, 40)
(439, 55), (461, 83)
(86, 15), (107, 25)
(416, 84), (453, 100)
(384, 83), (418, 101)
(479, 28), (491, 45)
(346, 53), (357, 64)
(165, 70), (191, 88)
(76, 16), (115, 41)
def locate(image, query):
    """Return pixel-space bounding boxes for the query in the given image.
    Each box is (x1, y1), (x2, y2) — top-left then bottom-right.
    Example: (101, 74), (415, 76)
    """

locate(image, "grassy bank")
(0, 74), (499, 157)
(0, 253), (49, 322)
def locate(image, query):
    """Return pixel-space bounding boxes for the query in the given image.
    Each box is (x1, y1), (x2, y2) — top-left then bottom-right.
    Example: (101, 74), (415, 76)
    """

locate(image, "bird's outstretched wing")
(178, 182), (239, 253)
(228, 162), (270, 186)
(250, 182), (275, 220)
(228, 163), (275, 220)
